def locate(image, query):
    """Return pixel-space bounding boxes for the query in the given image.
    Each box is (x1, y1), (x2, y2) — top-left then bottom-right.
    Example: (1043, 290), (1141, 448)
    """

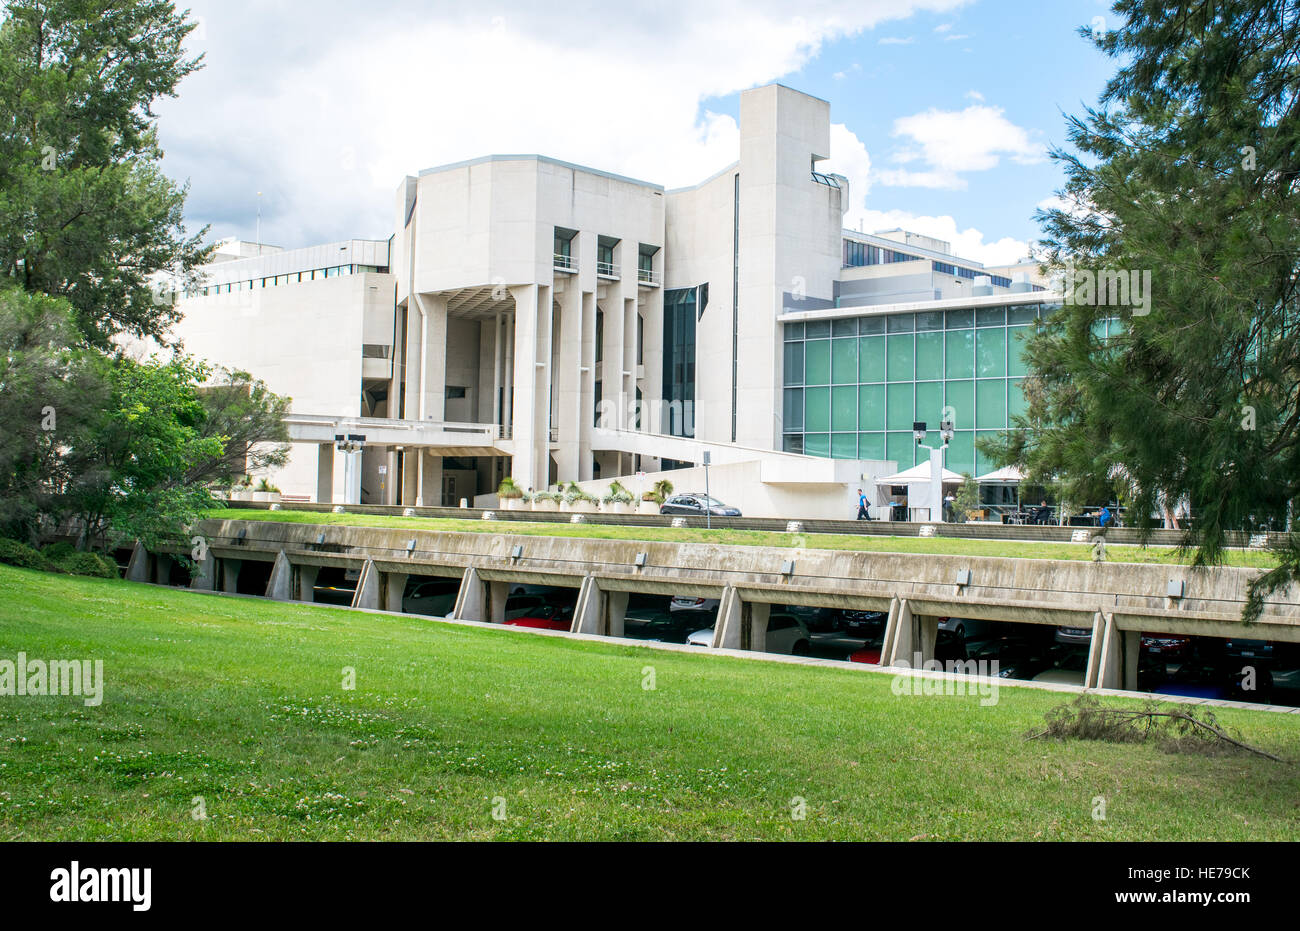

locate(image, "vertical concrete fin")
(879, 596), (901, 667)
(190, 551), (216, 591)
(453, 567), (484, 621)
(265, 550), (293, 601)
(886, 598), (916, 667)
(1096, 612), (1123, 690)
(351, 559), (380, 610)
(572, 575), (601, 634)
(1084, 611), (1106, 688)
(125, 541), (149, 583)
(713, 586), (742, 649)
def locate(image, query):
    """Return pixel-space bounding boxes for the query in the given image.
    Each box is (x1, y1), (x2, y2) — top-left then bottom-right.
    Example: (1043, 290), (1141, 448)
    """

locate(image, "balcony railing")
(637, 267), (661, 286)
(553, 253), (576, 272)
(596, 260), (619, 279)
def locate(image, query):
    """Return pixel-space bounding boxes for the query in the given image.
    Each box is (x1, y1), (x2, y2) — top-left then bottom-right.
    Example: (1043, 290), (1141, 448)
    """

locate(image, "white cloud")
(847, 208), (1033, 266)
(965, 89), (984, 102)
(943, 33), (970, 41)
(878, 36), (915, 44)
(877, 104), (1046, 189)
(934, 22), (953, 32)
(158, 0), (973, 247)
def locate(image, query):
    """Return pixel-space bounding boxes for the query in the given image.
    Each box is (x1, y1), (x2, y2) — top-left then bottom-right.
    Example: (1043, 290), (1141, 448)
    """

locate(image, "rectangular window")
(976, 327), (1006, 377)
(804, 339), (831, 385)
(832, 318), (858, 338)
(784, 341), (804, 385)
(945, 431), (974, 477)
(859, 335), (886, 382)
(831, 338), (858, 384)
(860, 317), (885, 336)
(858, 384), (885, 431)
(886, 313), (915, 333)
(804, 386), (830, 433)
(886, 334), (914, 381)
(886, 432), (916, 470)
(976, 378), (1007, 428)
(1008, 327), (1030, 377)
(783, 388), (804, 432)
(831, 385), (857, 432)
(944, 328), (975, 379)
(805, 433), (830, 457)
(832, 433), (858, 459)
(858, 432), (886, 461)
(805, 320), (831, 339)
(915, 381), (943, 426)
(784, 322), (805, 341)
(886, 383), (914, 431)
(915, 330), (943, 380)
(946, 380), (974, 431)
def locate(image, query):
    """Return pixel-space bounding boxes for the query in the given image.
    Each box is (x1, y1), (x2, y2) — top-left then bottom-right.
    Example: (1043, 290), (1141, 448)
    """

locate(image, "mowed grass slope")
(0, 565), (1297, 841)
(205, 507), (1279, 568)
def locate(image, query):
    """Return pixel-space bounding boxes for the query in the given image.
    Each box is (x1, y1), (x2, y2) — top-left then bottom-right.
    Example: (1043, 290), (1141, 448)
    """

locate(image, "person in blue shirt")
(856, 488), (871, 520)
(1099, 505), (1113, 528)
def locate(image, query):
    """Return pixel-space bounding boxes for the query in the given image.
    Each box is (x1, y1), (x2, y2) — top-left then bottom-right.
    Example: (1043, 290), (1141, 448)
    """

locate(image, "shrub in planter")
(230, 475), (255, 502)
(0, 538), (51, 571)
(562, 482), (600, 512)
(532, 490), (562, 511)
(252, 478), (282, 503)
(498, 477), (525, 509)
(602, 481), (636, 513)
(652, 479), (674, 504)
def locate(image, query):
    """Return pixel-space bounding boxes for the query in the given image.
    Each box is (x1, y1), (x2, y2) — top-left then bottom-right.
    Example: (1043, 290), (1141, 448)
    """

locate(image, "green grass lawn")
(205, 506), (1279, 568)
(1, 564), (1297, 841)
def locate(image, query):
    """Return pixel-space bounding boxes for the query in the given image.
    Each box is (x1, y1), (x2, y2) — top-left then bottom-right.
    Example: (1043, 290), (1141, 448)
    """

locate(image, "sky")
(157, 0), (1118, 267)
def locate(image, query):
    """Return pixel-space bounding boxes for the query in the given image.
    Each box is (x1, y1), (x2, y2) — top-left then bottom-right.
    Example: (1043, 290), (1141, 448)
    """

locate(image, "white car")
(938, 617), (991, 643)
(670, 595), (720, 613)
(685, 612), (811, 655)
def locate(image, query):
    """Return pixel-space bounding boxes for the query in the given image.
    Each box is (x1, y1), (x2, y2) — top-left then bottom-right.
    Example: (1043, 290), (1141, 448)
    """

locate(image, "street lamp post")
(702, 450), (712, 530)
(913, 420), (955, 522)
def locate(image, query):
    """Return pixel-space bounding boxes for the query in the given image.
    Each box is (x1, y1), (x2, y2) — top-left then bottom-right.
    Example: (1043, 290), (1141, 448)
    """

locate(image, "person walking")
(856, 488), (871, 520)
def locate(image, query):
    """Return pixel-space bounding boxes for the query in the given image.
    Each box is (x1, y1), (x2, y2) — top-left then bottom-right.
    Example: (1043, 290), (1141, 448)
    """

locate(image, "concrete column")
(265, 550), (293, 601)
(413, 292), (448, 422)
(219, 559), (241, 594)
(317, 443), (335, 503)
(554, 281), (583, 482)
(572, 575), (600, 634)
(126, 541), (149, 583)
(885, 598), (921, 666)
(296, 564), (319, 602)
(509, 283), (552, 492)
(453, 567), (485, 621)
(579, 291), (596, 481)
(487, 581), (508, 623)
(1096, 612), (1124, 690)
(386, 572), (408, 612)
(418, 451), (443, 507)
(749, 601), (771, 652)
(190, 551), (216, 591)
(712, 586), (742, 649)
(152, 552), (172, 585)
(351, 559), (379, 610)
(1123, 629), (1140, 691)
(1084, 611), (1106, 688)
(400, 449), (418, 506)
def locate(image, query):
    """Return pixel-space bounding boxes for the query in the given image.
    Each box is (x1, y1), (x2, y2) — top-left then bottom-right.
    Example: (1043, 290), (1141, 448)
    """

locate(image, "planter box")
(229, 489), (253, 502)
(500, 496), (524, 510)
(251, 491), (280, 503)
(569, 500), (597, 513)
(532, 498), (559, 512)
(638, 499), (660, 515)
(608, 502), (633, 514)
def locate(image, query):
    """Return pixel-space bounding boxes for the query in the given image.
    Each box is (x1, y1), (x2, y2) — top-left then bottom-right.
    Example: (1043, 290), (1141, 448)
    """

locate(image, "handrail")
(596, 261), (619, 278)
(553, 253), (576, 271)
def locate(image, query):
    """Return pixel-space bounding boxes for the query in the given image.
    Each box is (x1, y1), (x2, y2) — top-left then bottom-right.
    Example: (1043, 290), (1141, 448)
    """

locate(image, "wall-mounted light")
(634, 552), (647, 568)
(406, 539), (417, 553)
(1167, 579), (1185, 599)
(781, 560), (796, 576)
(955, 568), (972, 587)
(511, 544), (524, 560)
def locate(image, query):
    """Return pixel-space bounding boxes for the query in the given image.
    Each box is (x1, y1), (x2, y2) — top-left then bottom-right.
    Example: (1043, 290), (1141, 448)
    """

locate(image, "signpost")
(703, 451), (712, 530)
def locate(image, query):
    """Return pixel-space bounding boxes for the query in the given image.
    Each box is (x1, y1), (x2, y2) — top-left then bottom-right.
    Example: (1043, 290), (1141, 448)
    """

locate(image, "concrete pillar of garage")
(352, 559), (380, 609)
(712, 586), (742, 649)
(883, 598), (938, 667)
(190, 551), (216, 591)
(487, 581), (508, 623)
(748, 602), (771, 653)
(1123, 630), (1140, 691)
(125, 541), (149, 583)
(1084, 611), (1107, 688)
(453, 567), (485, 621)
(385, 572), (408, 613)
(219, 559), (241, 594)
(265, 550), (293, 601)
(1095, 612), (1134, 690)
(296, 564), (318, 602)
(572, 576), (630, 637)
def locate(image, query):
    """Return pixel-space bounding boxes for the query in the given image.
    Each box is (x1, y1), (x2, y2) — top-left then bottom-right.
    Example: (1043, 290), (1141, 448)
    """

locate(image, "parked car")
(503, 594), (549, 620)
(938, 617), (991, 643)
(670, 595), (720, 614)
(1031, 648), (1090, 686)
(622, 611), (705, 644)
(1140, 633), (1192, 661)
(659, 494), (742, 518)
(966, 637), (1055, 681)
(402, 580), (459, 616)
(1151, 659), (1230, 700)
(848, 636), (884, 665)
(1224, 639), (1275, 666)
(841, 609), (887, 635)
(1054, 625), (1093, 645)
(778, 605), (842, 633)
(686, 613), (811, 655)
(503, 604), (573, 631)
(312, 584), (356, 606)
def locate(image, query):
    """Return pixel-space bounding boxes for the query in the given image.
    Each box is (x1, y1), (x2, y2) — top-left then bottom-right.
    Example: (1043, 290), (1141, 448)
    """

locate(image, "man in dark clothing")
(856, 488), (871, 520)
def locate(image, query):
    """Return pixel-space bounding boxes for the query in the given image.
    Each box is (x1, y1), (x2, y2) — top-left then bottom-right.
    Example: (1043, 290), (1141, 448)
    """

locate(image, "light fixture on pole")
(702, 450), (712, 530)
(914, 420), (953, 523)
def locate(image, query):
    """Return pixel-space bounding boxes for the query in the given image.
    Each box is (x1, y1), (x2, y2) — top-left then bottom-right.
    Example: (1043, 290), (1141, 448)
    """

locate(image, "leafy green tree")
(982, 0), (1300, 617)
(0, 0), (209, 346)
(188, 367), (292, 487)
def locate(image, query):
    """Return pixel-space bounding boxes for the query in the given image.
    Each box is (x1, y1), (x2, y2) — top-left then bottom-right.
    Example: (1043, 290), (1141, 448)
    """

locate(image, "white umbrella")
(974, 465), (1024, 484)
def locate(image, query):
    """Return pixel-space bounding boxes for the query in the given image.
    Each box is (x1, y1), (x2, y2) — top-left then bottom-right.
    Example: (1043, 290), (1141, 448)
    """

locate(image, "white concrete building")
(170, 83), (1050, 519)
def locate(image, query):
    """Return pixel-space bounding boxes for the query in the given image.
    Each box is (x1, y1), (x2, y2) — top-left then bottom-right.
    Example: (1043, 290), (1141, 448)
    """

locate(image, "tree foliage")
(0, 0), (209, 346)
(982, 0), (1300, 617)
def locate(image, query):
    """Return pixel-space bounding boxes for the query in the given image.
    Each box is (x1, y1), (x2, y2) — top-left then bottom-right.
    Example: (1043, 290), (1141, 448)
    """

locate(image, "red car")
(1140, 633), (1192, 660)
(848, 644), (883, 665)
(503, 605), (572, 632)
